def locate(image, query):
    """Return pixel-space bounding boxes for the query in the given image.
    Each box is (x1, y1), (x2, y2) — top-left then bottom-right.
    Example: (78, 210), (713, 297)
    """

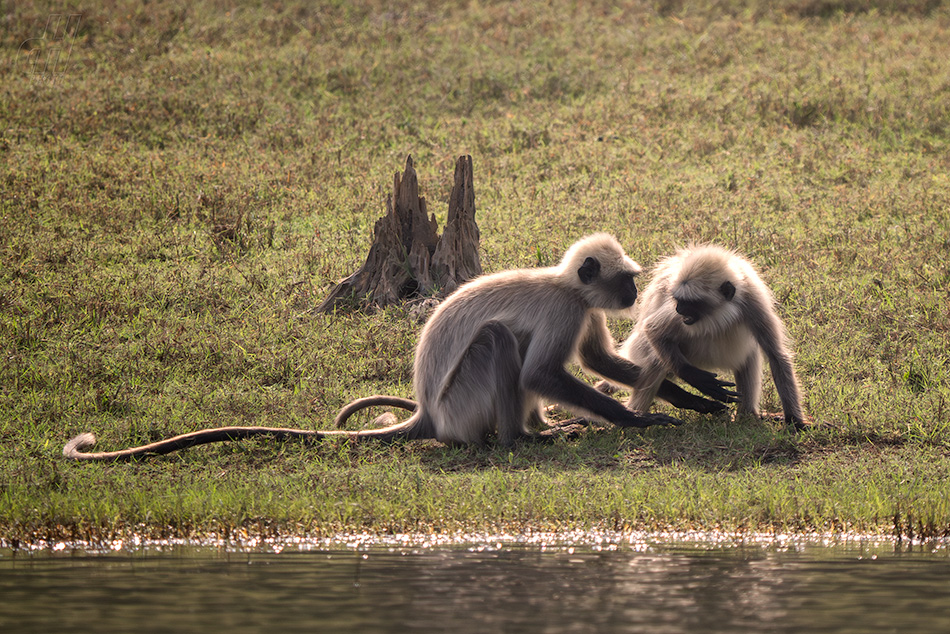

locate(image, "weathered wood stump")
(318, 155), (481, 312)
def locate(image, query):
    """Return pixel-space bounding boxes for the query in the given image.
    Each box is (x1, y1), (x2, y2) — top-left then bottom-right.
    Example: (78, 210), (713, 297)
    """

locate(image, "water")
(2, 534), (949, 633)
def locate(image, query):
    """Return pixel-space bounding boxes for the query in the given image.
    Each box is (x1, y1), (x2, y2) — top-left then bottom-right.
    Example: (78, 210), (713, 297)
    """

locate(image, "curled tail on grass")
(63, 397), (420, 462)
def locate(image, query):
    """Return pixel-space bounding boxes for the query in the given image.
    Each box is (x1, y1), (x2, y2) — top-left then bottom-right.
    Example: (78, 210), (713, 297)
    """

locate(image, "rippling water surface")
(2, 534), (949, 633)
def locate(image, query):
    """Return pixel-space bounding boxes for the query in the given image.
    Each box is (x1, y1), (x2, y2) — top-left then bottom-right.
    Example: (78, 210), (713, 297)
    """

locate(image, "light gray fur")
(618, 244), (805, 428)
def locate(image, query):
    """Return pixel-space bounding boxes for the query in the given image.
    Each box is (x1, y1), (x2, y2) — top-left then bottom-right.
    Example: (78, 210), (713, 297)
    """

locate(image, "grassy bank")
(2, 0), (949, 545)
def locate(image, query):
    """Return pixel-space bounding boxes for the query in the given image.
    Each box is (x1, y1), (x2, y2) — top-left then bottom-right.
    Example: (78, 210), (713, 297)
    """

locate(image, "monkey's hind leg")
(624, 368), (665, 413)
(435, 320), (528, 447)
(734, 353), (763, 417)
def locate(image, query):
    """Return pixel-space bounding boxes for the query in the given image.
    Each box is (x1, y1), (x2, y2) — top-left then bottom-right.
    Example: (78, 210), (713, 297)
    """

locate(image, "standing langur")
(611, 244), (806, 429)
(64, 234), (727, 461)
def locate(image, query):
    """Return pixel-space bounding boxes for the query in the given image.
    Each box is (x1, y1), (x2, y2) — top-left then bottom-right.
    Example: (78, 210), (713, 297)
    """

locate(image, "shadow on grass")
(336, 409), (809, 476)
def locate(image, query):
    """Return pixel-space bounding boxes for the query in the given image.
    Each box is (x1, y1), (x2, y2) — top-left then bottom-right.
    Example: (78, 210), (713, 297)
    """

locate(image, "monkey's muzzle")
(675, 300), (703, 325)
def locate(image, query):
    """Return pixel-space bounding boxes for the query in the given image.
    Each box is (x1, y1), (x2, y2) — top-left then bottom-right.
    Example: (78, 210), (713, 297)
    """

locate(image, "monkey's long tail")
(63, 427), (326, 462)
(333, 396), (418, 428)
(62, 397), (422, 461)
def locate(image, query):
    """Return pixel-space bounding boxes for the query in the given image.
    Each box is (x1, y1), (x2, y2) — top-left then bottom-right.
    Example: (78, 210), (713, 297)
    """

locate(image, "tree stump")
(318, 155), (481, 312)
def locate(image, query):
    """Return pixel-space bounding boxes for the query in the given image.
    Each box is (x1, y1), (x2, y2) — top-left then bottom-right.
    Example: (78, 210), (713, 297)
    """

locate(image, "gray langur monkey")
(63, 234), (713, 461)
(607, 244), (806, 429)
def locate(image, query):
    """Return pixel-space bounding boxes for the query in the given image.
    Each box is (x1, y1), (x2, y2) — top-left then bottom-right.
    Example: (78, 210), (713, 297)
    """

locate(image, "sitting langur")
(64, 234), (724, 461)
(611, 244), (806, 429)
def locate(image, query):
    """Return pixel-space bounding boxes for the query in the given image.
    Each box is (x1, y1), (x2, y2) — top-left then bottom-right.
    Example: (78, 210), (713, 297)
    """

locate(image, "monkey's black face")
(578, 258), (638, 309)
(612, 272), (638, 308)
(675, 299), (705, 325)
(675, 281), (735, 325)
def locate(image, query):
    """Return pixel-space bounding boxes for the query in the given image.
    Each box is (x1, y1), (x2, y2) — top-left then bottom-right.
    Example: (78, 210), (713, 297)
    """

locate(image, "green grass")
(2, 0), (949, 545)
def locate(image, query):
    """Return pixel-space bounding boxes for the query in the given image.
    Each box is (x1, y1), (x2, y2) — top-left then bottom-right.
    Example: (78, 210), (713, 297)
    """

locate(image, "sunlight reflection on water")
(1, 532), (949, 633)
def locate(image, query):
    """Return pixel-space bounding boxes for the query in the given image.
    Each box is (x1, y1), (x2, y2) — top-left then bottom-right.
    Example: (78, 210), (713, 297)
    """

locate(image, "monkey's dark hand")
(656, 380), (727, 414)
(691, 398), (729, 414)
(760, 411), (808, 432)
(615, 411), (683, 428)
(678, 365), (740, 403)
(786, 413), (807, 432)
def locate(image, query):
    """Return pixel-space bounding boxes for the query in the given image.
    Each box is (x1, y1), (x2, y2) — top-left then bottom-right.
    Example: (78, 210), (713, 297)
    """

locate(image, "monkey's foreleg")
(524, 366), (682, 430)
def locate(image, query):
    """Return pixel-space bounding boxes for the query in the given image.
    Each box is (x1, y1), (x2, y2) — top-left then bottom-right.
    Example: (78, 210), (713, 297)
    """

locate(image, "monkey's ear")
(578, 257), (601, 285)
(719, 281), (736, 300)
